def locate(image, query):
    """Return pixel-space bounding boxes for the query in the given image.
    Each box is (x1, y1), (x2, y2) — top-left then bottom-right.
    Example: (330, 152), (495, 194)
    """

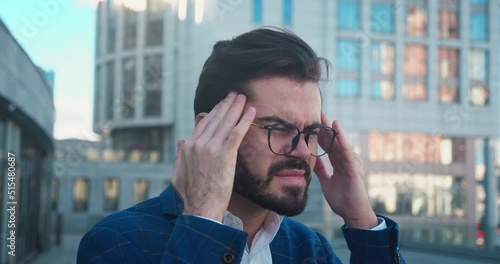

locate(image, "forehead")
(246, 77), (322, 125)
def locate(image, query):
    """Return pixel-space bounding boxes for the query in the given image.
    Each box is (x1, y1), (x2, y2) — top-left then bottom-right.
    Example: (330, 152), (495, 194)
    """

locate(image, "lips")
(275, 169), (305, 177)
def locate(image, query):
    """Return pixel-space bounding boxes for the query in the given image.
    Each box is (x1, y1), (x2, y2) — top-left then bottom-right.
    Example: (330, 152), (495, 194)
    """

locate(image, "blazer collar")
(160, 185), (184, 217)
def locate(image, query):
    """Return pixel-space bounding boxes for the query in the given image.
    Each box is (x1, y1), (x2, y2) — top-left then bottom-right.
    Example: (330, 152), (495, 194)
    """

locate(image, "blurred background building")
(0, 19), (55, 264)
(52, 0), (499, 256)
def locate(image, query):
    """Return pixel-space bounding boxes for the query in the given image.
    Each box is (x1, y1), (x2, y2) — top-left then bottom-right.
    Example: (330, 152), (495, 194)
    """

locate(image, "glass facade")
(144, 55), (163, 117)
(122, 57), (136, 119)
(112, 127), (164, 162)
(468, 49), (489, 105)
(123, 7), (137, 49)
(438, 47), (459, 103)
(336, 38), (360, 98)
(73, 177), (89, 211)
(406, 1), (428, 37)
(470, 0), (488, 41)
(439, 1), (459, 39)
(134, 179), (150, 204)
(106, 0), (116, 53)
(105, 62), (115, 120)
(337, 0), (360, 30)
(370, 2), (394, 33)
(253, 0), (263, 24)
(283, 0), (292, 26)
(369, 173), (466, 218)
(404, 44), (427, 101)
(371, 41), (395, 100)
(104, 178), (120, 211)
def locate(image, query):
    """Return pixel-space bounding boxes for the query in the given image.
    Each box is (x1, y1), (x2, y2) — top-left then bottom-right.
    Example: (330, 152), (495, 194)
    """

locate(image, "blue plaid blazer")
(78, 185), (404, 263)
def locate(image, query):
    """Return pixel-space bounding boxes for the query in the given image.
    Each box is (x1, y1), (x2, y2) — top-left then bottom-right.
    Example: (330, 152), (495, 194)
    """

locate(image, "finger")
(198, 92), (242, 141)
(313, 157), (331, 185)
(226, 106), (256, 151)
(211, 94), (248, 144)
(191, 91), (237, 140)
(318, 111), (336, 152)
(175, 140), (185, 159)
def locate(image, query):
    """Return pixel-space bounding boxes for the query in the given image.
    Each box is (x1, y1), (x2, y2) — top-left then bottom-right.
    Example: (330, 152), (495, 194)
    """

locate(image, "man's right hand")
(171, 92), (256, 222)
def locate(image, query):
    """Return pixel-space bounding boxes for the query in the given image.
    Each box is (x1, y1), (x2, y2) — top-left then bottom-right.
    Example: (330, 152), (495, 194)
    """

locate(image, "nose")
(287, 134), (311, 160)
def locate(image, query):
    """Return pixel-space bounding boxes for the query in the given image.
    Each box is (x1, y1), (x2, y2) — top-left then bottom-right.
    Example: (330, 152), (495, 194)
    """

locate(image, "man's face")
(234, 76), (322, 216)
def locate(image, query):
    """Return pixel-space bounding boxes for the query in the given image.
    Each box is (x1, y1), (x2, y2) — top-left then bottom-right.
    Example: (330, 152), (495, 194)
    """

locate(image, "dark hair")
(193, 27), (330, 116)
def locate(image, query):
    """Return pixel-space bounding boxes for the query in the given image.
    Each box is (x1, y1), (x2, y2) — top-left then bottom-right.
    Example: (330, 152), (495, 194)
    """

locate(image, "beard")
(233, 153), (312, 216)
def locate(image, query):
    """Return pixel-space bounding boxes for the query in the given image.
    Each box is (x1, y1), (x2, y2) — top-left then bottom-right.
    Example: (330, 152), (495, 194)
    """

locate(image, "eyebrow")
(255, 115), (322, 130)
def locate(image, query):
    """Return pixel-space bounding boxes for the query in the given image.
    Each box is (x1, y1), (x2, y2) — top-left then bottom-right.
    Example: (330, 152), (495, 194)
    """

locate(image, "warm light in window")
(195, 0), (204, 24)
(178, 0), (187, 20)
(123, 0), (147, 12)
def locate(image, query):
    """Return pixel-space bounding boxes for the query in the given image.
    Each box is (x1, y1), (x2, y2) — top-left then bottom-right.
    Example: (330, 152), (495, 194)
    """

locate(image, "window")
(439, 8), (458, 38)
(370, 2), (394, 33)
(106, 0), (116, 53)
(368, 173), (466, 218)
(336, 79), (360, 97)
(104, 178), (120, 211)
(144, 55), (162, 117)
(438, 48), (459, 103)
(404, 44), (427, 101)
(470, 0), (488, 41)
(283, 0), (292, 26)
(124, 8), (137, 49)
(336, 39), (360, 98)
(73, 178), (89, 212)
(406, 2), (427, 37)
(146, 19), (163, 46)
(337, 0), (360, 30)
(253, 0), (263, 23)
(336, 39), (360, 71)
(371, 41), (394, 100)
(147, 0), (166, 14)
(52, 178), (59, 210)
(122, 58), (136, 118)
(468, 49), (489, 105)
(134, 179), (150, 204)
(105, 62), (115, 120)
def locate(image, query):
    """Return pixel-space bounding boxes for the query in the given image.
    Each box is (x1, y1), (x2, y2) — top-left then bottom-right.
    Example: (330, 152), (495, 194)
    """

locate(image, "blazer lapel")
(270, 226), (293, 263)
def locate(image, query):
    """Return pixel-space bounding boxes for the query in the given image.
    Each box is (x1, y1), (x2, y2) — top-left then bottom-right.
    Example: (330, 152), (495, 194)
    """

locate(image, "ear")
(195, 112), (208, 126)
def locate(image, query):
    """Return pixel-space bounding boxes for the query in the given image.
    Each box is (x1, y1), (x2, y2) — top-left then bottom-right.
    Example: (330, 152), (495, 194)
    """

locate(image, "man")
(78, 28), (405, 263)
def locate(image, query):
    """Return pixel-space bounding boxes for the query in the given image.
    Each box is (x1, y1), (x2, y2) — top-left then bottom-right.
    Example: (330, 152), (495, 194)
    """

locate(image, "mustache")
(268, 159), (311, 179)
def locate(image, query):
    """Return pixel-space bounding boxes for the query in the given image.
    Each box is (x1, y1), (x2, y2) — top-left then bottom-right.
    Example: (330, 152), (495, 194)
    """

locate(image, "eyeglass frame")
(250, 122), (339, 157)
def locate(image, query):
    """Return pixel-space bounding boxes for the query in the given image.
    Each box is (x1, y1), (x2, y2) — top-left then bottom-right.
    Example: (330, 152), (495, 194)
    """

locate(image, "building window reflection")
(134, 179), (150, 204)
(406, 1), (427, 37)
(369, 173), (466, 218)
(52, 178), (59, 210)
(144, 55), (162, 117)
(368, 132), (466, 164)
(123, 7), (137, 49)
(146, 0), (165, 46)
(439, 8), (459, 38)
(122, 57), (136, 118)
(468, 49), (489, 105)
(104, 178), (120, 211)
(470, 0), (488, 41)
(106, 0), (117, 53)
(283, 0), (292, 26)
(438, 47), (459, 103)
(337, 0), (360, 30)
(336, 39), (360, 97)
(371, 41), (394, 100)
(253, 0), (263, 24)
(370, 1), (394, 33)
(105, 62), (115, 120)
(404, 44), (427, 101)
(73, 177), (89, 212)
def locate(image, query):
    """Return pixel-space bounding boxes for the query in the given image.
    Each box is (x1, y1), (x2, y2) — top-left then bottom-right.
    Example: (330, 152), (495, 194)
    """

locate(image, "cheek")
(238, 133), (274, 173)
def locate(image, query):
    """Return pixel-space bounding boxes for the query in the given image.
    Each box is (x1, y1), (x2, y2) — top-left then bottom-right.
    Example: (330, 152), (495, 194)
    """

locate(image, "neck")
(227, 192), (269, 248)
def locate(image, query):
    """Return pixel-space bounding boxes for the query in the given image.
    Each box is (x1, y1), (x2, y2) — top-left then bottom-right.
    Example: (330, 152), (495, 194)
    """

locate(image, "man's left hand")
(313, 111), (378, 229)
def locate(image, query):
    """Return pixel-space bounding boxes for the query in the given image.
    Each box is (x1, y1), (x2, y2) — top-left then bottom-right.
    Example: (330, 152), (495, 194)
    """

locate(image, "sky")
(0, 0), (99, 140)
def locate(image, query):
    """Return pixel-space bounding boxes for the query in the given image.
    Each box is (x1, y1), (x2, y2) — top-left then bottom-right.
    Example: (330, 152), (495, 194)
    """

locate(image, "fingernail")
(336, 120), (341, 129)
(247, 107), (256, 115)
(236, 94), (245, 102)
(228, 91), (236, 97)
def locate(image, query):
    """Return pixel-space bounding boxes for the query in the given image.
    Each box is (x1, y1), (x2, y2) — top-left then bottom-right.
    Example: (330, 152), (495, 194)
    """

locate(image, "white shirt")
(198, 212), (387, 264)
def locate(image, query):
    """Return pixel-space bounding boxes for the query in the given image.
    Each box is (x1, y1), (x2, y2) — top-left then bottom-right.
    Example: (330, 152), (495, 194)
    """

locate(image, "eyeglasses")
(250, 122), (339, 157)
